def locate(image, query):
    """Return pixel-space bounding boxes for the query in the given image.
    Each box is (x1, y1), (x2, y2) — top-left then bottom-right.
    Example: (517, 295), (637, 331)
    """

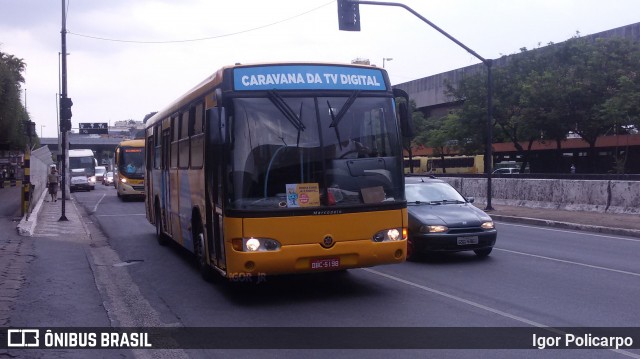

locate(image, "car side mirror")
(465, 196), (475, 203)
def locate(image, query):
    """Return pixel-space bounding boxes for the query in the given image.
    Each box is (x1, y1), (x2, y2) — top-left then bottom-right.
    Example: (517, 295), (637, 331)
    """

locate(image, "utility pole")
(59, 0), (71, 221)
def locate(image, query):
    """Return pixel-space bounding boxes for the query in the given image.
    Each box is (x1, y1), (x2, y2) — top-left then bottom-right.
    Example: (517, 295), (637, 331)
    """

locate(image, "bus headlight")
(372, 228), (405, 242)
(120, 178), (127, 183)
(233, 237), (282, 252)
(246, 238), (260, 251)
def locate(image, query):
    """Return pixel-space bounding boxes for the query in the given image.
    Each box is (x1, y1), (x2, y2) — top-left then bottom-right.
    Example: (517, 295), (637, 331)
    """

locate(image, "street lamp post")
(40, 125), (46, 138)
(59, 0), (69, 221)
(383, 57), (393, 68)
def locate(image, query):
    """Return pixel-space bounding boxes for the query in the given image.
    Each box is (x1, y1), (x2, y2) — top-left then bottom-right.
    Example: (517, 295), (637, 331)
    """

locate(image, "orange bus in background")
(114, 139), (145, 200)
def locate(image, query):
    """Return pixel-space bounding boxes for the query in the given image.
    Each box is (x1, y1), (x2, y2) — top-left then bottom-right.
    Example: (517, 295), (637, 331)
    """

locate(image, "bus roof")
(68, 149), (94, 157)
(117, 139), (145, 147)
(145, 62), (389, 129)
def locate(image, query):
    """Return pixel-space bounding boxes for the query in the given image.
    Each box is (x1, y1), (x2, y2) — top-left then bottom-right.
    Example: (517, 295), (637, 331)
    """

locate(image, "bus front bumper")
(224, 239), (406, 277)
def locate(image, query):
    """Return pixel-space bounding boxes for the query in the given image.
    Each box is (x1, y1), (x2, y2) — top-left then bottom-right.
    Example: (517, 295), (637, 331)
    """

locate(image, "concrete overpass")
(40, 134), (125, 170)
(394, 22), (640, 117)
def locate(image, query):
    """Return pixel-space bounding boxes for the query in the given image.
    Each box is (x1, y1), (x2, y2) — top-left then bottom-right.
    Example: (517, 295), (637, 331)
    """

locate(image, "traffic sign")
(79, 123), (108, 134)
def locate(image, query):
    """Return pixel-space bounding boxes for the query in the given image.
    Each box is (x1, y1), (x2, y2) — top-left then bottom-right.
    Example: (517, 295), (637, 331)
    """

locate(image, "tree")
(0, 50), (29, 150)
(440, 35), (640, 173)
(550, 36), (640, 172)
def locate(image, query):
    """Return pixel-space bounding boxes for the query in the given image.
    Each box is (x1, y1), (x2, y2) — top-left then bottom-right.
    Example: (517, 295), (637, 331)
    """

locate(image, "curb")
(17, 189), (47, 236)
(490, 214), (640, 238)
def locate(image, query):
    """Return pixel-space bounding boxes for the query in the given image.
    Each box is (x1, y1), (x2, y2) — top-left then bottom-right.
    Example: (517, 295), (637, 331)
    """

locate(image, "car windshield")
(405, 182), (466, 203)
(228, 94), (403, 211)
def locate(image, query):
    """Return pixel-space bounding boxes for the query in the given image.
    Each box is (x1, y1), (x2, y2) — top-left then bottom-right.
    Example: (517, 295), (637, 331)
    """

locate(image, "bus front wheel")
(193, 221), (215, 282)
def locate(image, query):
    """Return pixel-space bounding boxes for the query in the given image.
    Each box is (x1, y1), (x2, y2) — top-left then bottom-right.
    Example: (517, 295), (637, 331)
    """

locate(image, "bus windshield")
(118, 147), (145, 179)
(69, 156), (96, 176)
(229, 94), (403, 210)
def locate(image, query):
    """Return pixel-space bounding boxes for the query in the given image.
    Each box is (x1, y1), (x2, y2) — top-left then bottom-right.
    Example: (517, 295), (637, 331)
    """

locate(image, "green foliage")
(0, 49), (29, 150)
(427, 35), (640, 173)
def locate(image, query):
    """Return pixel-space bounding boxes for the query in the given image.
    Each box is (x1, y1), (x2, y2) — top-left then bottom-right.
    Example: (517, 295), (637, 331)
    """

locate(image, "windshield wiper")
(329, 90), (360, 129)
(441, 199), (466, 204)
(267, 91), (305, 132)
(407, 200), (442, 205)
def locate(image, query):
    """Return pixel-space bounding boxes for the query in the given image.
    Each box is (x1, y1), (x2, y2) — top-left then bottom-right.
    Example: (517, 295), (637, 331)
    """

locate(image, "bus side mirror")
(393, 88), (414, 139)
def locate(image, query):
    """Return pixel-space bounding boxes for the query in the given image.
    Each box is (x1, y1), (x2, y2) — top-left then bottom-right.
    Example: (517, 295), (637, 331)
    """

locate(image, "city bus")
(114, 139), (145, 200)
(68, 149), (97, 189)
(425, 155), (485, 174)
(144, 62), (413, 281)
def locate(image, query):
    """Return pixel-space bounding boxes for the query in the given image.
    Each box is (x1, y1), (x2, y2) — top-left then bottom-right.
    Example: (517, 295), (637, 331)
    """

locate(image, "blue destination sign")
(234, 65), (387, 91)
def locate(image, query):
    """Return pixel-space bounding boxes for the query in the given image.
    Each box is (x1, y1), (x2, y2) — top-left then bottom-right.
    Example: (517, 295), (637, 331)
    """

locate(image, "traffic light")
(337, 0), (360, 31)
(60, 96), (73, 132)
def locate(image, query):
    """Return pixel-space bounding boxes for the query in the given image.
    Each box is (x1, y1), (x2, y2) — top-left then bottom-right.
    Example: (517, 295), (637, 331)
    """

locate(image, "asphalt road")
(5, 184), (640, 358)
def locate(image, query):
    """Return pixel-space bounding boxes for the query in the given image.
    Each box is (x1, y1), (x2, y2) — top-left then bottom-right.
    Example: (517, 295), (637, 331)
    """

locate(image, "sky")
(1, 0), (639, 139)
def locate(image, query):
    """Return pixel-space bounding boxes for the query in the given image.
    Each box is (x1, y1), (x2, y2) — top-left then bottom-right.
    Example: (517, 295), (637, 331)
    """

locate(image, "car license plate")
(457, 236), (479, 245)
(310, 258), (340, 270)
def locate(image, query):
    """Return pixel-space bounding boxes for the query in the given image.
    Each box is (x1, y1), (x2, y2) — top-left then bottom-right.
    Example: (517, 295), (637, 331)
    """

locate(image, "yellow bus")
(425, 155), (485, 174)
(144, 62), (413, 281)
(114, 139), (145, 200)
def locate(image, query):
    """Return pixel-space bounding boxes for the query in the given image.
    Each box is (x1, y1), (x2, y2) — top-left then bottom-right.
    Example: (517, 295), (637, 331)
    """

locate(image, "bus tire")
(155, 203), (168, 246)
(193, 219), (215, 282)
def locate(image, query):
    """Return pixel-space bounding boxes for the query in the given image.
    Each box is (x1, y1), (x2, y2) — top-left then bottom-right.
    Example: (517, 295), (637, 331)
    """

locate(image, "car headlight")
(232, 237), (281, 252)
(419, 225), (448, 233)
(372, 228), (406, 242)
(89, 176), (96, 183)
(481, 221), (495, 229)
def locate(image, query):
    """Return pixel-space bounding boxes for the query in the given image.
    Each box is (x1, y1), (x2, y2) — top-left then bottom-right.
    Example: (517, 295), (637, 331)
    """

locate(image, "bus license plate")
(310, 258), (340, 270)
(457, 236), (479, 245)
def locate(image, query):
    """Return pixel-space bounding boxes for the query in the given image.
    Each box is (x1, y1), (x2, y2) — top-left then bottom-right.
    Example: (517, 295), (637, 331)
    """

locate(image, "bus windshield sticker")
(285, 183), (320, 208)
(234, 65), (386, 91)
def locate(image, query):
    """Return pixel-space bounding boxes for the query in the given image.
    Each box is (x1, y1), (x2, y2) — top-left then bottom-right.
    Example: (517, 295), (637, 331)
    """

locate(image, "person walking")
(47, 167), (59, 202)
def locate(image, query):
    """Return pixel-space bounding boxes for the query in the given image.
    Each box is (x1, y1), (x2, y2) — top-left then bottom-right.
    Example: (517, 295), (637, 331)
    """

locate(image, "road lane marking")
(495, 248), (640, 278)
(91, 193), (106, 213)
(365, 268), (549, 327)
(495, 221), (640, 242)
(364, 268), (640, 358)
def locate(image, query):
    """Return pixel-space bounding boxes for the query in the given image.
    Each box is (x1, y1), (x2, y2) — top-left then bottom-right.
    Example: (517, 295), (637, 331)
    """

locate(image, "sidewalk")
(479, 203), (640, 238)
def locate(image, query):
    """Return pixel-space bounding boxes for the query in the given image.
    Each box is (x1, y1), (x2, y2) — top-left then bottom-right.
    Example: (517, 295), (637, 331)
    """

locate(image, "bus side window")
(191, 103), (204, 168)
(154, 124), (162, 170)
(171, 116), (179, 169)
(179, 112), (190, 169)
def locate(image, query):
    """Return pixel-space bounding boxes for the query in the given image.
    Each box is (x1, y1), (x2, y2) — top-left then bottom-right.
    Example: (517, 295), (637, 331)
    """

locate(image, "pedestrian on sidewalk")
(47, 167), (59, 202)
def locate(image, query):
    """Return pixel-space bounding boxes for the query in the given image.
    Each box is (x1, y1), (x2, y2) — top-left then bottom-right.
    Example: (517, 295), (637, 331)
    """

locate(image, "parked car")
(69, 169), (92, 192)
(492, 167), (520, 174)
(103, 171), (114, 186)
(405, 176), (497, 260)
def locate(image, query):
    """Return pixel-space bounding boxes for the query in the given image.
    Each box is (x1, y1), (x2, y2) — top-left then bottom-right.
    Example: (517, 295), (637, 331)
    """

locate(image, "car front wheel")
(474, 248), (492, 257)
(406, 238), (420, 262)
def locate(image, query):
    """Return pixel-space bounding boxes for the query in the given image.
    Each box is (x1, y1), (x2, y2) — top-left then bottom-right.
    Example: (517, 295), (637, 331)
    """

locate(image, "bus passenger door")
(206, 106), (226, 269)
(212, 164), (225, 269)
